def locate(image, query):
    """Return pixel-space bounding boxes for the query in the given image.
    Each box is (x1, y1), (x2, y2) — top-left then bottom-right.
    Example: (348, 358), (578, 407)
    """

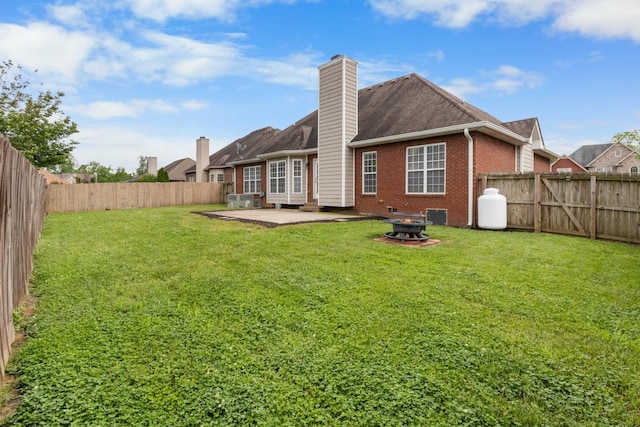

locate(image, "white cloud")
(0, 22), (95, 84)
(552, 0), (640, 41)
(441, 78), (483, 98)
(368, 0), (640, 41)
(123, 0), (298, 22)
(71, 98), (207, 119)
(72, 126), (195, 171)
(125, 0), (239, 21)
(442, 65), (543, 98)
(488, 65), (544, 94)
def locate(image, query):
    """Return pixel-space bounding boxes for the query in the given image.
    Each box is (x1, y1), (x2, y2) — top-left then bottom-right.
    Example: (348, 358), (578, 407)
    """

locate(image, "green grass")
(4, 205), (639, 426)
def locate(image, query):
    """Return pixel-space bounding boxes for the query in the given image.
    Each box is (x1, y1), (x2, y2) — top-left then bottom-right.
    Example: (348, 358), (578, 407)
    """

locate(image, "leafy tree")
(137, 174), (158, 182)
(612, 130), (640, 155)
(0, 60), (78, 169)
(157, 168), (169, 182)
(136, 155), (149, 176)
(76, 161), (132, 183)
(49, 154), (78, 174)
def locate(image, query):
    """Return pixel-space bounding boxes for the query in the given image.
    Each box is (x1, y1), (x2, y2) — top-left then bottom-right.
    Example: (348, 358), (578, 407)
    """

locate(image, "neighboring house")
(59, 173), (98, 183)
(163, 157), (195, 182)
(567, 142), (640, 173)
(551, 156), (588, 173)
(191, 55), (557, 227)
(38, 169), (70, 185)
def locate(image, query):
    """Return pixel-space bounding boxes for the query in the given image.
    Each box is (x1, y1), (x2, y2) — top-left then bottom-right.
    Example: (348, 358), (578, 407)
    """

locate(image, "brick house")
(551, 156), (588, 173)
(190, 55), (557, 227)
(554, 142), (640, 174)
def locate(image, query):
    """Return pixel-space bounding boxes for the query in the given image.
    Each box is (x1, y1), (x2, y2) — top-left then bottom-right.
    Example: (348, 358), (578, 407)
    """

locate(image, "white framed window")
(362, 151), (377, 194)
(406, 143), (446, 194)
(243, 166), (261, 194)
(615, 149), (622, 157)
(293, 159), (303, 194)
(557, 167), (572, 173)
(595, 167), (613, 173)
(631, 166), (638, 174)
(217, 173), (224, 182)
(269, 160), (286, 194)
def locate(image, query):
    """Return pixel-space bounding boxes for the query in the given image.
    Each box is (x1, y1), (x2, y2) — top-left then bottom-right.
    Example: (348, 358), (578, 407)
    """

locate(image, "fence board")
(0, 135), (46, 375)
(478, 173), (640, 244)
(46, 182), (225, 213)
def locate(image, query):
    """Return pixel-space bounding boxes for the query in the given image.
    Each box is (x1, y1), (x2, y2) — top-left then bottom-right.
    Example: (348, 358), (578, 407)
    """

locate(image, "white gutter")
(464, 128), (474, 227)
(348, 121), (528, 148)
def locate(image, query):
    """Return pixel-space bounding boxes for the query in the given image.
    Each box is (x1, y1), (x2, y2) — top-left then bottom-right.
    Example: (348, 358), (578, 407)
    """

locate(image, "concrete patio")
(197, 208), (377, 227)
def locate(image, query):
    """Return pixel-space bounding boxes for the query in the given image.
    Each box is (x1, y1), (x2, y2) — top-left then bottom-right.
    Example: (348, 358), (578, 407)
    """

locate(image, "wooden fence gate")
(478, 173), (640, 244)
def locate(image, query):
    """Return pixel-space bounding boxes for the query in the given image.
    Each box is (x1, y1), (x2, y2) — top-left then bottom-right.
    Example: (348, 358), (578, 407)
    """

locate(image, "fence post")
(534, 173), (542, 233)
(590, 175), (597, 239)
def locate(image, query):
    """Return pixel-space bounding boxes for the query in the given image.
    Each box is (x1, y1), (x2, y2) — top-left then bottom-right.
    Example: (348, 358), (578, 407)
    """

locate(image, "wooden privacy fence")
(478, 173), (640, 244)
(46, 182), (225, 213)
(0, 135), (46, 375)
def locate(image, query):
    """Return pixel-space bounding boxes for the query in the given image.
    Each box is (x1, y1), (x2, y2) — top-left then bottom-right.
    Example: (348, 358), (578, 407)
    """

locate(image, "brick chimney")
(147, 156), (157, 175)
(195, 136), (209, 183)
(317, 55), (358, 207)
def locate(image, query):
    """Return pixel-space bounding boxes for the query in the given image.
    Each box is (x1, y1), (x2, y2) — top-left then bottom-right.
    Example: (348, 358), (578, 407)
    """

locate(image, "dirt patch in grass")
(374, 237), (441, 247)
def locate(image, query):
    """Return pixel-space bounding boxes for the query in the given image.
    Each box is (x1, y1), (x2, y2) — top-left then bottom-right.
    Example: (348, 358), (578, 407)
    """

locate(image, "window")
(293, 160), (303, 194)
(363, 151), (377, 194)
(595, 167), (613, 173)
(557, 167), (572, 173)
(208, 172), (215, 182)
(631, 166), (639, 174)
(615, 149), (622, 157)
(406, 143), (446, 194)
(217, 173), (224, 183)
(243, 166), (261, 194)
(269, 160), (286, 194)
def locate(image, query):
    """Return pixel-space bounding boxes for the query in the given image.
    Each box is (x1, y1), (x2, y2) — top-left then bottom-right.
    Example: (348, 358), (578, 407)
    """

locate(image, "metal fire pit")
(383, 212), (431, 242)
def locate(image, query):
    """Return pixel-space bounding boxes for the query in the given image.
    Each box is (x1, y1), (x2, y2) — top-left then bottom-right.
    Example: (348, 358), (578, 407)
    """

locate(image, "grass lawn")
(3, 205), (639, 426)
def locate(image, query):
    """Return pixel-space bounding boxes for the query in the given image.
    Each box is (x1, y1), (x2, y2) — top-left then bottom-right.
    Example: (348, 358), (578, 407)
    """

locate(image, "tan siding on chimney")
(318, 55), (358, 207)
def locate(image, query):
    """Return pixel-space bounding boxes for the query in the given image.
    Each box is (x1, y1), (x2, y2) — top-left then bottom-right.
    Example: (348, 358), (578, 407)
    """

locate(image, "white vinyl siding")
(362, 151), (377, 194)
(269, 160), (286, 194)
(406, 143), (446, 194)
(243, 166), (261, 194)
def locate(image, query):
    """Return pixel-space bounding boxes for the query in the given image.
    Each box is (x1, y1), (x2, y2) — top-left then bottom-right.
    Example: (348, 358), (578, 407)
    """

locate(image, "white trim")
(349, 121), (528, 148)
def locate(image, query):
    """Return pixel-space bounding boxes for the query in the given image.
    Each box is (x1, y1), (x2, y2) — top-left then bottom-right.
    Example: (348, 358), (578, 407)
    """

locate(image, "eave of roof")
(348, 121), (528, 148)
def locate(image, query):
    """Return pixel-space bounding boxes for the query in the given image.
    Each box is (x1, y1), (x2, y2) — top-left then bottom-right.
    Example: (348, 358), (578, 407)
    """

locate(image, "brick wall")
(354, 132), (520, 227)
(534, 154), (551, 172)
(355, 134), (468, 226)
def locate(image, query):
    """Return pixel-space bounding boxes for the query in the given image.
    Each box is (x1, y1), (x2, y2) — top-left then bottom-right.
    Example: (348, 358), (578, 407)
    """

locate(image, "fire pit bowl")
(383, 214), (431, 242)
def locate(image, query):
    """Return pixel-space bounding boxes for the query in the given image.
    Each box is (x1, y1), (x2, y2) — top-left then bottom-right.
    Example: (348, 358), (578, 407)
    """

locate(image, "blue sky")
(1, 0), (639, 172)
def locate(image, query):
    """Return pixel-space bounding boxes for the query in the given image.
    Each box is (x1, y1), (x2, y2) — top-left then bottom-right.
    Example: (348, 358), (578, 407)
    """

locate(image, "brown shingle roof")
(501, 118), (538, 139)
(211, 73), (529, 164)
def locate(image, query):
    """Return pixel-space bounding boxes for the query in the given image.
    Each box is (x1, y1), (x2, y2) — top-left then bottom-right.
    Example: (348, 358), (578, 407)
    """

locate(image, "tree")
(136, 155), (149, 176)
(612, 130), (640, 155)
(0, 60), (78, 169)
(76, 161), (132, 183)
(157, 168), (169, 182)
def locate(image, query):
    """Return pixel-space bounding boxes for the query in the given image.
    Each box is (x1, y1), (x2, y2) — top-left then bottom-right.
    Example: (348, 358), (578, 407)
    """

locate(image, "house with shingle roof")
(190, 55), (557, 227)
(162, 157), (195, 182)
(553, 142), (640, 174)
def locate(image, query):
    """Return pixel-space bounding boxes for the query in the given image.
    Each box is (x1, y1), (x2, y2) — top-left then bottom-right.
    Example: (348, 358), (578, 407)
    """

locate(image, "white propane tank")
(478, 188), (507, 230)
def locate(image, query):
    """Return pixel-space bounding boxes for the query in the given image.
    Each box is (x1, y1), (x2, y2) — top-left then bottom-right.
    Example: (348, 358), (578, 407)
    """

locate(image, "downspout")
(464, 128), (474, 227)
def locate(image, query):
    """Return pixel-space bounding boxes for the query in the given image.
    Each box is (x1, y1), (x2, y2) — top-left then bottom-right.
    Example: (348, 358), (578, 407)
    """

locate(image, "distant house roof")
(209, 73), (552, 166)
(569, 143), (611, 167)
(551, 156), (588, 172)
(38, 169), (70, 185)
(162, 157), (195, 181)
